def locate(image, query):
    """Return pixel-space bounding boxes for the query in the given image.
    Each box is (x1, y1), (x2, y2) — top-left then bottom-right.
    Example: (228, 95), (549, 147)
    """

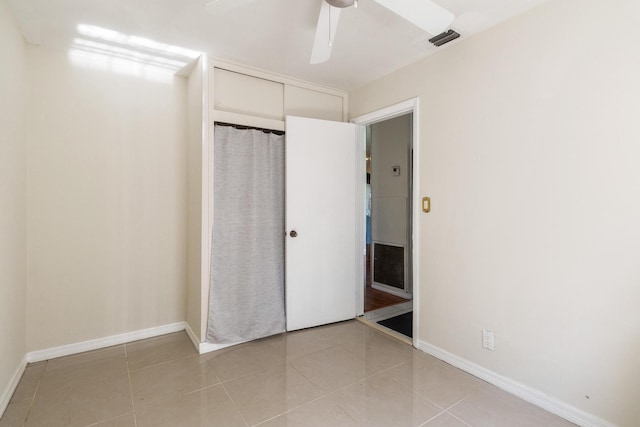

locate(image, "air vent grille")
(429, 29), (461, 47)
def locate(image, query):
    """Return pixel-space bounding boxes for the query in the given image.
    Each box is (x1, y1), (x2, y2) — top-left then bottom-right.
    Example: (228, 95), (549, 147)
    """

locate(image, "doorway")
(353, 99), (419, 345)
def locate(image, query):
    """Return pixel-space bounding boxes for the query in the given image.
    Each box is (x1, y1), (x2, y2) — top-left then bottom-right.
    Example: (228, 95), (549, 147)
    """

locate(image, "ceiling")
(7, 0), (550, 90)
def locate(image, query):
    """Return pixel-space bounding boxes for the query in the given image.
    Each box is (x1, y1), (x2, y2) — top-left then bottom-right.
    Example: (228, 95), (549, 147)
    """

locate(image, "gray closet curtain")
(206, 124), (286, 344)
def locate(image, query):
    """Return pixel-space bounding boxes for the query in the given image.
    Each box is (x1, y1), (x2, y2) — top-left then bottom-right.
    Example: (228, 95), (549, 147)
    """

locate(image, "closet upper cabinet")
(284, 86), (344, 122)
(213, 68), (284, 120)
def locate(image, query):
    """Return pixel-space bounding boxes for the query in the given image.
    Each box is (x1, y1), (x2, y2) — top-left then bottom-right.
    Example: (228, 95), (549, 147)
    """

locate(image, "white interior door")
(285, 116), (363, 331)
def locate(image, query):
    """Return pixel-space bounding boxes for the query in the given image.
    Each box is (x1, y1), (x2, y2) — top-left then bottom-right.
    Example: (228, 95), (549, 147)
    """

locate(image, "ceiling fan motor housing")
(325, 0), (356, 8)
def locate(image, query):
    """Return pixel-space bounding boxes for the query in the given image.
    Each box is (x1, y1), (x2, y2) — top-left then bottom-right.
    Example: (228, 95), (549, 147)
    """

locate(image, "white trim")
(185, 321), (247, 354)
(200, 54), (211, 340)
(0, 355), (27, 417)
(26, 322), (186, 363)
(198, 341), (245, 354)
(351, 97), (420, 349)
(352, 98), (418, 126)
(212, 110), (285, 132)
(354, 124), (366, 317)
(184, 321), (201, 351)
(411, 98), (420, 349)
(417, 339), (617, 427)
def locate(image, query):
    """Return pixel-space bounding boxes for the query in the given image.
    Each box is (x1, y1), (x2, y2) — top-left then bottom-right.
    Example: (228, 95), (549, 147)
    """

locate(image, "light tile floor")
(1, 321), (576, 427)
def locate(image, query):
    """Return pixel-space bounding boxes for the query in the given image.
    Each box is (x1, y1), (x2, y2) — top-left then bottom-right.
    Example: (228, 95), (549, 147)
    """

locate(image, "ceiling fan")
(311, 0), (455, 64)
(204, 0), (455, 65)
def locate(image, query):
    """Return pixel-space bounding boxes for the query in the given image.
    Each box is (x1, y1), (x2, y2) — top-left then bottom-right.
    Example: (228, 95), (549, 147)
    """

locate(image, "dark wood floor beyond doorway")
(364, 245), (406, 312)
(365, 285), (406, 312)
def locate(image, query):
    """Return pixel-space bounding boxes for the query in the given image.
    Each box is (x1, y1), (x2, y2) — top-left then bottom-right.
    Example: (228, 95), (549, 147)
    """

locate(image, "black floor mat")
(377, 311), (412, 338)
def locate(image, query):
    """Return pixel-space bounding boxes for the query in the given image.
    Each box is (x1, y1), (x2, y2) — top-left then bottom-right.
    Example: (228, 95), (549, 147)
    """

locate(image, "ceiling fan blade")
(310, 1), (342, 65)
(373, 0), (454, 35)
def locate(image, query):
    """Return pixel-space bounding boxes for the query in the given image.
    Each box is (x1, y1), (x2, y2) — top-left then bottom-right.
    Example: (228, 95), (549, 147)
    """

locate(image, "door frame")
(351, 98), (420, 348)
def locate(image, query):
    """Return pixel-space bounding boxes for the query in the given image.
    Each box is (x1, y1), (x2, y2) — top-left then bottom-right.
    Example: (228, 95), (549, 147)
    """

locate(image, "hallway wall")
(370, 114), (412, 293)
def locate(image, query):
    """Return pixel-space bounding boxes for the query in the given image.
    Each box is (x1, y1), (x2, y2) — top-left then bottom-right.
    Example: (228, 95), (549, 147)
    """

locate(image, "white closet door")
(285, 116), (362, 331)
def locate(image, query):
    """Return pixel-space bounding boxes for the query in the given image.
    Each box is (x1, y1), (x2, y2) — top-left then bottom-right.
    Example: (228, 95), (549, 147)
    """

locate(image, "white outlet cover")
(482, 329), (496, 351)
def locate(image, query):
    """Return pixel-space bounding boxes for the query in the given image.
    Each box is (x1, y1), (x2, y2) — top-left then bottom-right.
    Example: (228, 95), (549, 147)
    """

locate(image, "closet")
(185, 56), (353, 353)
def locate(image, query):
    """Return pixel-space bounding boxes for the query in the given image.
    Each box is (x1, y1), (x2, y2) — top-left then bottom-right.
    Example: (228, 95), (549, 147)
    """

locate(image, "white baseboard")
(184, 322), (245, 354)
(417, 339), (617, 427)
(0, 355), (27, 418)
(184, 322), (201, 351)
(198, 341), (241, 353)
(371, 283), (412, 300)
(26, 322), (186, 363)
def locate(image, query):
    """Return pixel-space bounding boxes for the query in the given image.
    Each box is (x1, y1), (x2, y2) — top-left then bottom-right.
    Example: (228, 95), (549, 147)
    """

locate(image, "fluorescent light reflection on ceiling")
(72, 39), (188, 69)
(76, 24), (201, 60)
(69, 24), (201, 82)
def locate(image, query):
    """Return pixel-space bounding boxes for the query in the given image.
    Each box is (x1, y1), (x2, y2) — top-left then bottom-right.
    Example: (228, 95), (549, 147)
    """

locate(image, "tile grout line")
(21, 360), (47, 426)
(181, 377), (223, 398)
(256, 357), (408, 426)
(416, 409), (450, 427)
(210, 356), (288, 387)
(375, 364), (458, 425)
(414, 396), (472, 427)
(447, 411), (473, 427)
(124, 343), (138, 427)
(375, 343), (481, 415)
(251, 360), (357, 426)
(361, 358), (410, 382)
(85, 412), (135, 427)
(443, 396), (467, 411)
(127, 354), (194, 374)
(219, 382), (250, 427)
(442, 397), (473, 426)
(253, 357), (419, 427)
(125, 334), (199, 374)
(366, 358), (466, 421)
(242, 361), (318, 425)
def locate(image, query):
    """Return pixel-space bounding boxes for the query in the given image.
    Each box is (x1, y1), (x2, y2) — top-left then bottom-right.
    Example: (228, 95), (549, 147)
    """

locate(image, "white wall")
(0, 0), (27, 411)
(350, 0), (640, 425)
(25, 45), (188, 352)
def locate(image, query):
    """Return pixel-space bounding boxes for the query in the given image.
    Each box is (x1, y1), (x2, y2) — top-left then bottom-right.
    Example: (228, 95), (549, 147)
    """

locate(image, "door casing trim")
(351, 97), (420, 348)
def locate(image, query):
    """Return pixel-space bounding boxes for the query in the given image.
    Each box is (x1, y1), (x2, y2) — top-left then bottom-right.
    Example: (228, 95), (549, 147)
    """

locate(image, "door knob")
(289, 230), (298, 238)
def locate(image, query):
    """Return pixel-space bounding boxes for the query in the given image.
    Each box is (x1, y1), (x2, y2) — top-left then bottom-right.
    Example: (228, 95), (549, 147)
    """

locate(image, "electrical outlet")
(482, 329), (495, 351)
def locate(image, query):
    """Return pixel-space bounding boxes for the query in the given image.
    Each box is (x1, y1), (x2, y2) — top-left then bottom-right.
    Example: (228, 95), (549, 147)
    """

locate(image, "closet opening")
(206, 121), (286, 346)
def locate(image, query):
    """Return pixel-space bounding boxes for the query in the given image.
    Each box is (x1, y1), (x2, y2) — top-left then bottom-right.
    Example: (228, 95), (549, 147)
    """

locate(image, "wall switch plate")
(482, 329), (496, 351)
(422, 197), (431, 213)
